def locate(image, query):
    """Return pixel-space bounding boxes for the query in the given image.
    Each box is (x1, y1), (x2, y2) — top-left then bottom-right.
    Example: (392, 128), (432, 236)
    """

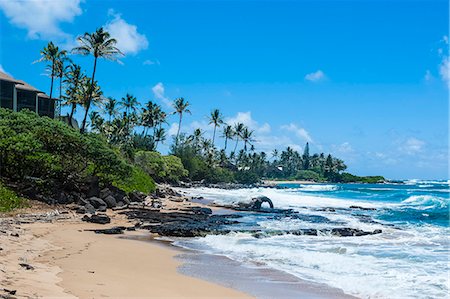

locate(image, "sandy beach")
(0, 206), (252, 299)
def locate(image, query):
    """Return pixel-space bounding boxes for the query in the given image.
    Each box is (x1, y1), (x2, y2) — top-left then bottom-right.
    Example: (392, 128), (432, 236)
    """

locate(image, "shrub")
(134, 151), (188, 183)
(235, 170), (260, 185)
(0, 182), (28, 212)
(0, 108), (131, 192)
(112, 166), (156, 194)
(295, 170), (324, 182)
(338, 172), (385, 183)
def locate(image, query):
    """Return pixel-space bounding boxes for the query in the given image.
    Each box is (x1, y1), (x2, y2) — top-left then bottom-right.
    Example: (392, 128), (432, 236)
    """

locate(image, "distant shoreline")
(263, 179), (319, 186)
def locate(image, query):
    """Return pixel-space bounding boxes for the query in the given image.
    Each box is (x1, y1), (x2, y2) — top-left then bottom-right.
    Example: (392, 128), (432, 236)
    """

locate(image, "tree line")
(35, 27), (367, 184)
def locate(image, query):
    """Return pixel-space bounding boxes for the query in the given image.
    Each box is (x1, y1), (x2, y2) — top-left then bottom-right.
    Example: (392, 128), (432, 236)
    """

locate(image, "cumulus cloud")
(225, 111), (271, 134)
(105, 9), (148, 55)
(0, 0), (82, 41)
(281, 123), (313, 143)
(399, 137), (425, 155)
(151, 82), (172, 108)
(305, 70), (325, 82)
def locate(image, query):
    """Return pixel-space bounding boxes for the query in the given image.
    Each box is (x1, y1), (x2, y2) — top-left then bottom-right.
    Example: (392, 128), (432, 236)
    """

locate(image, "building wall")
(0, 79), (55, 118)
(0, 80), (14, 109)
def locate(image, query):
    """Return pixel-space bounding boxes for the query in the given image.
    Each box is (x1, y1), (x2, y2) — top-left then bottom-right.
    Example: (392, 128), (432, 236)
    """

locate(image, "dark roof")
(0, 70), (52, 99)
(0, 71), (21, 84)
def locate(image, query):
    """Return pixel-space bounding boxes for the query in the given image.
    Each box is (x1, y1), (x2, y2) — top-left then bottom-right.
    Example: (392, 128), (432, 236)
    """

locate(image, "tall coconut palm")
(120, 93), (139, 135)
(63, 63), (83, 125)
(241, 128), (255, 152)
(80, 79), (103, 126)
(208, 109), (224, 146)
(172, 97), (191, 143)
(72, 27), (123, 133)
(233, 122), (245, 152)
(102, 97), (118, 121)
(221, 125), (234, 151)
(36, 42), (67, 100)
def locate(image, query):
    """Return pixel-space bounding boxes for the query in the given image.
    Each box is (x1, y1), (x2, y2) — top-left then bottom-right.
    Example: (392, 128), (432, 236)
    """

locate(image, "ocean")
(174, 180), (449, 299)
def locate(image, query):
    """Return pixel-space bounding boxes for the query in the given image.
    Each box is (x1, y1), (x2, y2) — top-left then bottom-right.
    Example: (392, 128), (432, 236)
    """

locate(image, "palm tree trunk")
(212, 126), (217, 146)
(234, 138), (239, 152)
(49, 60), (55, 99)
(176, 113), (182, 144)
(69, 103), (76, 126)
(81, 56), (98, 133)
(224, 137), (228, 150)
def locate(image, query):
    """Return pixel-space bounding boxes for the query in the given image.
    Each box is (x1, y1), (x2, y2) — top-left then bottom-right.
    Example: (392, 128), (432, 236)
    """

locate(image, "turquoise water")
(177, 180), (450, 299)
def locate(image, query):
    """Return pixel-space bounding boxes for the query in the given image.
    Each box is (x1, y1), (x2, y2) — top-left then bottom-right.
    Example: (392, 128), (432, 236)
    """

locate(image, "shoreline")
(0, 188), (359, 299)
(0, 209), (253, 298)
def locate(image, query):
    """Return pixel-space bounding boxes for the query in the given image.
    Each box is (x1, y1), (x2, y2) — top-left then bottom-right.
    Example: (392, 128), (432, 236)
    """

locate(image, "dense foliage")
(134, 151), (188, 183)
(0, 108), (154, 197)
(0, 182), (28, 212)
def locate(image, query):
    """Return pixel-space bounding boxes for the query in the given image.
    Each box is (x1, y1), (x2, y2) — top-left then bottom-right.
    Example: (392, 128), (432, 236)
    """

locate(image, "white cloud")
(332, 142), (354, 154)
(151, 82), (172, 108)
(225, 111), (271, 134)
(105, 9), (148, 55)
(0, 0), (82, 41)
(281, 123), (313, 143)
(168, 123), (179, 137)
(305, 70), (325, 82)
(143, 59), (160, 66)
(400, 137), (425, 155)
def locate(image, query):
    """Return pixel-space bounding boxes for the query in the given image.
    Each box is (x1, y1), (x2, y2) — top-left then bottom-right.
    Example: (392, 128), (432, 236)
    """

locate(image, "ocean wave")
(296, 184), (339, 192)
(401, 195), (449, 210)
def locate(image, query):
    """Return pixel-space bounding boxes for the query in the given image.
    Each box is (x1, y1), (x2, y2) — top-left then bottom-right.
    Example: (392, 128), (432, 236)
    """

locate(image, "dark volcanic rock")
(82, 214), (111, 225)
(121, 208), (241, 237)
(129, 191), (146, 203)
(103, 195), (117, 208)
(88, 227), (125, 234)
(84, 203), (96, 214)
(19, 263), (34, 270)
(238, 196), (274, 210)
(349, 205), (376, 211)
(87, 197), (107, 209)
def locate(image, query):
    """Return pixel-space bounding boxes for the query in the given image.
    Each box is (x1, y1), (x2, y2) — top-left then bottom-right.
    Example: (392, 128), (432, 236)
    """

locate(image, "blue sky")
(0, 0), (448, 180)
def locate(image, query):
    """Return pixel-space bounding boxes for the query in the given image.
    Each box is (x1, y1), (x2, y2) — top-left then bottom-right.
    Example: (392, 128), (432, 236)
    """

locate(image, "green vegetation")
(134, 151), (188, 183)
(0, 182), (28, 212)
(338, 173), (385, 184)
(112, 166), (155, 194)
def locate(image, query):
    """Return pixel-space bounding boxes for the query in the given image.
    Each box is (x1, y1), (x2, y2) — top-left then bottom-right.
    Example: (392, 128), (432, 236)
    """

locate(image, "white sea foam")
(401, 195), (449, 210)
(176, 186), (450, 298)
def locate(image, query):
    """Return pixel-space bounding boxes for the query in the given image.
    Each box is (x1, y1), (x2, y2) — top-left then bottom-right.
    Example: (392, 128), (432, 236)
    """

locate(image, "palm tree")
(172, 97), (191, 143)
(63, 63), (83, 125)
(222, 125), (234, 150)
(154, 127), (166, 149)
(89, 111), (104, 133)
(233, 123), (245, 152)
(271, 149), (279, 160)
(36, 42), (67, 100)
(102, 97), (118, 121)
(208, 109), (224, 146)
(241, 128), (255, 152)
(80, 79), (103, 126)
(120, 93), (139, 135)
(72, 27), (123, 133)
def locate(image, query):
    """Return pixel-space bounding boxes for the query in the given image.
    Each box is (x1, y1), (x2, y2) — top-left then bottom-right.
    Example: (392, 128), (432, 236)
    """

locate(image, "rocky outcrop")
(81, 214), (111, 225)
